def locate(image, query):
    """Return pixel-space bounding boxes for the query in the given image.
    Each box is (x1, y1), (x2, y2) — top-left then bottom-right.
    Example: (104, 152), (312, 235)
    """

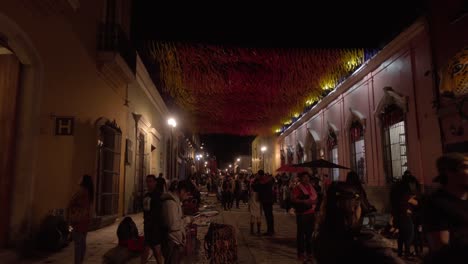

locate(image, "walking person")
(252, 170), (275, 236)
(291, 172), (317, 262)
(141, 175), (165, 264)
(68, 175), (93, 264)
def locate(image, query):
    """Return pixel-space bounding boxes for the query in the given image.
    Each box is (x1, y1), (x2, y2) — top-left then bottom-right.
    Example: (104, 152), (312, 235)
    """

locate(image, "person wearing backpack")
(291, 172), (317, 262)
(141, 175), (165, 264)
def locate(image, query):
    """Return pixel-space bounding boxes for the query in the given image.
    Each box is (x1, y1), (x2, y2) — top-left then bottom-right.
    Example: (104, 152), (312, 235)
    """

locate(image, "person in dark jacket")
(141, 175), (165, 264)
(314, 182), (405, 264)
(422, 153), (468, 264)
(252, 170), (275, 236)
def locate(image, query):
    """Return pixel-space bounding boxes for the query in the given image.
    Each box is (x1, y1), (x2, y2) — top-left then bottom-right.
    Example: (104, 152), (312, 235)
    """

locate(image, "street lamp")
(167, 118), (177, 128)
(167, 118), (177, 180)
(261, 146), (267, 170)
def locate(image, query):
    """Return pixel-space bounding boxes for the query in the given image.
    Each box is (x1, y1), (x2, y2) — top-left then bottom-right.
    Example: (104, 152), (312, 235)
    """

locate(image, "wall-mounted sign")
(55, 117), (74, 136)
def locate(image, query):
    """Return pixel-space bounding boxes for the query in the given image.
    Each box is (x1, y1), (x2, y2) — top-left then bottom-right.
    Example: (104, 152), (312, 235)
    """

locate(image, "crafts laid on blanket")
(204, 223), (237, 264)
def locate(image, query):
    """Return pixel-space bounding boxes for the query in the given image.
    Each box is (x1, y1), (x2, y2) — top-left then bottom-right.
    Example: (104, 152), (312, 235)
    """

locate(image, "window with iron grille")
(381, 105), (408, 182)
(296, 143), (304, 163)
(309, 139), (317, 162)
(350, 121), (366, 182)
(280, 149), (286, 166)
(96, 122), (122, 216)
(305, 132), (318, 174)
(327, 129), (339, 181)
(287, 147), (294, 164)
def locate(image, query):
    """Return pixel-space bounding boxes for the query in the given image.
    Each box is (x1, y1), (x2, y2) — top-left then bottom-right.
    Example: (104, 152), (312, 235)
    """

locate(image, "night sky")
(199, 134), (256, 166)
(130, 0), (427, 165)
(131, 1), (427, 48)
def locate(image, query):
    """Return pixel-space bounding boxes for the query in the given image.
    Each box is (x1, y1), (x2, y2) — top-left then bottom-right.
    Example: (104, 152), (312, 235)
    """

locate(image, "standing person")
(252, 170), (275, 236)
(346, 171), (376, 226)
(322, 173), (332, 189)
(291, 172), (318, 262)
(249, 174), (262, 235)
(68, 175), (93, 264)
(423, 153), (468, 264)
(310, 175), (323, 213)
(228, 175), (235, 209)
(234, 175), (242, 208)
(206, 176), (212, 193)
(403, 171), (423, 256)
(281, 180), (291, 213)
(241, 176), (249, 204)
(157, 173), (167, 192)
(189, 176), (201, 207)
(395, 172), (418, 259)
(222, 176), (233, 210)
(160, 181), (192, 264)
(141, 175), (165, 264)
(314, 182), (405, 264)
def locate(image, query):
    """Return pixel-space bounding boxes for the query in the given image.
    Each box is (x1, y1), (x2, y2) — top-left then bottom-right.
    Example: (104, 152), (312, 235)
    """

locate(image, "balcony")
(97, 23), (136, 88)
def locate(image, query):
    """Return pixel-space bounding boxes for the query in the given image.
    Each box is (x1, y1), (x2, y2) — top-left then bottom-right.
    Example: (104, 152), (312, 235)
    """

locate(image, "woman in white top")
(249, 175), (262, 235)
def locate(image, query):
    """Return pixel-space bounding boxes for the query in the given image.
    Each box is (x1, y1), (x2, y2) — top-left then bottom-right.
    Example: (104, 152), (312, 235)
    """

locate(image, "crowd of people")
(202, 152), (467, 264)
(66, 152), (467, 264)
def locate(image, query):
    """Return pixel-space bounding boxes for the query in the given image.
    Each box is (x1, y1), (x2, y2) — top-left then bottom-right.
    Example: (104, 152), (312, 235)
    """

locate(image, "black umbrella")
(292, 159), (350, 169)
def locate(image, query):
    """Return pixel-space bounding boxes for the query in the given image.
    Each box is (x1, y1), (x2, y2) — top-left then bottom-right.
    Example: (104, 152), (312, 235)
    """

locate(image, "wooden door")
(0, 53), (20, 247)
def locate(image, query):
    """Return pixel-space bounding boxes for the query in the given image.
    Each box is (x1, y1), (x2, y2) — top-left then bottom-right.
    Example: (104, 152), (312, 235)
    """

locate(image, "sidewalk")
(16, 213), (144, 264)
(5, 192), (423, 264)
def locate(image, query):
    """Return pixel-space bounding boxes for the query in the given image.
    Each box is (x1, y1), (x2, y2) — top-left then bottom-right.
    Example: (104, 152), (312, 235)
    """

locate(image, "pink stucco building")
(277, 19), (446, 211)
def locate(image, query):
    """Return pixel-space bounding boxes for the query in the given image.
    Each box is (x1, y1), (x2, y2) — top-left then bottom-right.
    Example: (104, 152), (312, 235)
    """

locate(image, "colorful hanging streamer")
(146, 42), (367, 135)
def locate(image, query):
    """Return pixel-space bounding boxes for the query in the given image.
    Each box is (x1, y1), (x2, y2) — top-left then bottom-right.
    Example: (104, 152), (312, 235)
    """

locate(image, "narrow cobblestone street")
(2, 191), (423, 264)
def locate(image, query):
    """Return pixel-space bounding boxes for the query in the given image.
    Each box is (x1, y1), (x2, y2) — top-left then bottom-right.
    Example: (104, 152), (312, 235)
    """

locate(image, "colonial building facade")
(275, 19), (444, 211)
(0, 0), (175, 248)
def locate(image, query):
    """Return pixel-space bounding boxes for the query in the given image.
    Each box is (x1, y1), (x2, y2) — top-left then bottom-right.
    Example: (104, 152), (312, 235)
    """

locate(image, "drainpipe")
(132, 113), (141, 213)
(122, 83), (129, 215)
(409, 47), (425, 189)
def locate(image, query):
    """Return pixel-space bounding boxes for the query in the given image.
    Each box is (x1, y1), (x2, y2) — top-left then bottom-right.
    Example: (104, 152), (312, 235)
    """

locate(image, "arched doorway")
(0, 13), (43, 247)
(0, 42), (21, 247)
(305, 130), (318, 162)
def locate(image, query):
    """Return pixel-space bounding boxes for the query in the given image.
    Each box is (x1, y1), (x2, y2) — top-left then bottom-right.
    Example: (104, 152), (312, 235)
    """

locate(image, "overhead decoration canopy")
(146, 42), (377, 135)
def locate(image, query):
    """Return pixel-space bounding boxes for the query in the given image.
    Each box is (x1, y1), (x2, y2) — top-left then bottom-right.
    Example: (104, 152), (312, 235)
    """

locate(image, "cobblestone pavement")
(4, 191), (423, 264)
